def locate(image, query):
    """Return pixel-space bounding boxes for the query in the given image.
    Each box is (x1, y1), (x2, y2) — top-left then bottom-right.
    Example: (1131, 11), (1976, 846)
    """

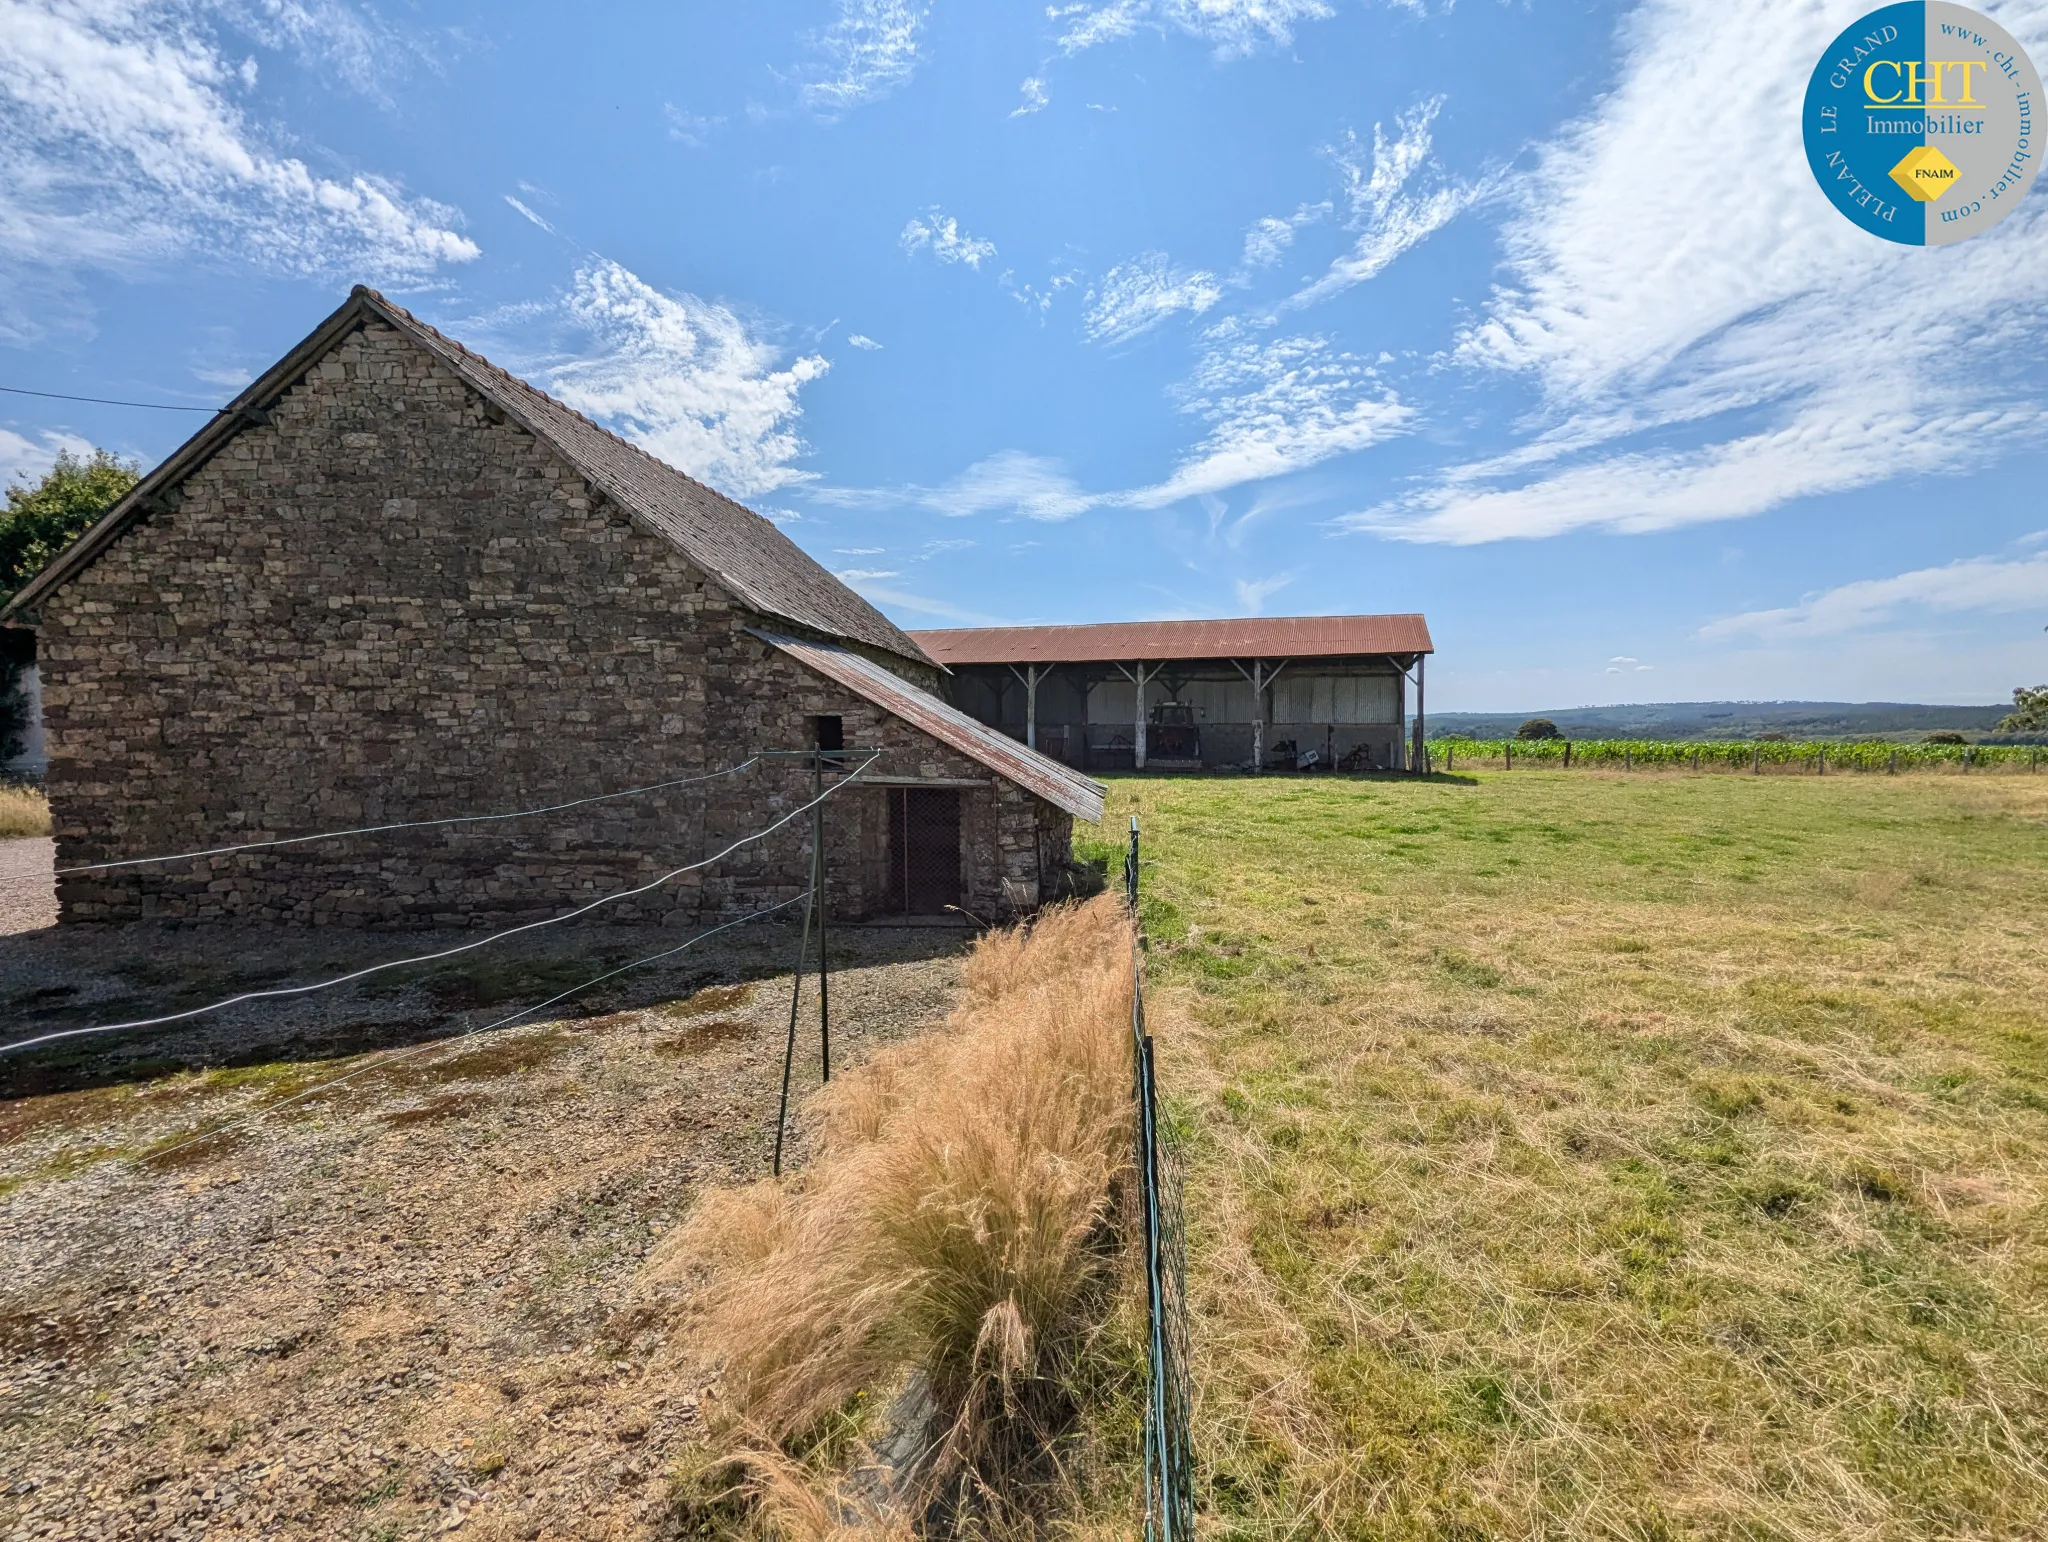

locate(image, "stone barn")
(0, 287), (1103, 927)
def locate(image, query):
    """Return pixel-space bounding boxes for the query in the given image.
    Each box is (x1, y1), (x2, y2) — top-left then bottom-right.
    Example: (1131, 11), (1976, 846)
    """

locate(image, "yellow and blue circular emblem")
(1804, 3), (2042, 244)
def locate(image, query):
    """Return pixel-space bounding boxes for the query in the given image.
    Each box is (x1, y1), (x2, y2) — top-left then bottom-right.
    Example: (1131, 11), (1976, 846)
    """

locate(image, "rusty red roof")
(751, 630), (1106, 824)
(909, 614), (1432, 666)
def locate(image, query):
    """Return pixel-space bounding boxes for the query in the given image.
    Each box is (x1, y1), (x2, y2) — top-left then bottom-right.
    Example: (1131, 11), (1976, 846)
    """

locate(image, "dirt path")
(0, 919), (971, 1541)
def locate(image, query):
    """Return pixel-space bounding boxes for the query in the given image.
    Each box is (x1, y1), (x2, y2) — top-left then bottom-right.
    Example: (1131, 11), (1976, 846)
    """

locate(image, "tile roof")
(751, 629), (1107, 824)
(909, 614), (1433, 666)
(6, 288), (931, 667)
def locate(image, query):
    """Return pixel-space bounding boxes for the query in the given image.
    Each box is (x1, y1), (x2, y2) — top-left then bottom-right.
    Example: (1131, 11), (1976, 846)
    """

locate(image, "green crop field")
(1080, 770), (2048, 1540)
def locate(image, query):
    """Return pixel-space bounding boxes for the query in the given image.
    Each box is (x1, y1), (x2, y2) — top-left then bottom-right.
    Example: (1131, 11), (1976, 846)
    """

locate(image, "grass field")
(0, 784), (48, 840)
(1082, 771), (2048, 1540)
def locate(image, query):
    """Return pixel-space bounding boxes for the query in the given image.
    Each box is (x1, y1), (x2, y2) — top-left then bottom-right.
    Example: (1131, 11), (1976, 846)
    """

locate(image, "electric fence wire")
(136, 891), (809, 1168)
(0, 750), (881, 1057)
(0, 383), (224, 412)
(54, 756), (761, 875)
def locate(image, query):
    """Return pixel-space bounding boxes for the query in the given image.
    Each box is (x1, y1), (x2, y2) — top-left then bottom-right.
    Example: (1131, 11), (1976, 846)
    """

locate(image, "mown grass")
(1083, 770), (2048, 1540)
(0, 784), (49, 839)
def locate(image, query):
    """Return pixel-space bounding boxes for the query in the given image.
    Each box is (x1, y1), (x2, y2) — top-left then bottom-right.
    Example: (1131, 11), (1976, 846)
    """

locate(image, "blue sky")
(3, 0), (2045, 711)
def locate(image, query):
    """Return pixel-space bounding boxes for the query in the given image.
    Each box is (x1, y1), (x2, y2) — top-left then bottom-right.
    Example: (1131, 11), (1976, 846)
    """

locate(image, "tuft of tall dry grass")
(0, 784), (49, 840)
(653, 894), (1138, 1528)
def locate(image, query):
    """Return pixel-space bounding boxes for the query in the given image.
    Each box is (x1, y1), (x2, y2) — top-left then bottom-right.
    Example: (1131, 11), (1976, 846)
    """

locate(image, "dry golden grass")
(651, 895), (1139, 1532)
(1078, 771), (2048, 1540)
(0, 784), (49, 839)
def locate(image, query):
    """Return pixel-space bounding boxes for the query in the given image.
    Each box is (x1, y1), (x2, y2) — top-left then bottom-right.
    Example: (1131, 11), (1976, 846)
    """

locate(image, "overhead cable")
(0, 384), (224, 412)
(0, 751), (879, 1057)
(136, 892), (809, 1168)
(56, 757), (760, 875)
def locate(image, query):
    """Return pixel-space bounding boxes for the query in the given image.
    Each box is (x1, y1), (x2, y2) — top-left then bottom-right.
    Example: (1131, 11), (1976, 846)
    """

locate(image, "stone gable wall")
(36, 319), (1065, 927)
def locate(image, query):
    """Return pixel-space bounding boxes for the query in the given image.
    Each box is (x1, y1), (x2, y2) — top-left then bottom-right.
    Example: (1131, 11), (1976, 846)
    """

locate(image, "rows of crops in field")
(1430, 737), (2048, 773)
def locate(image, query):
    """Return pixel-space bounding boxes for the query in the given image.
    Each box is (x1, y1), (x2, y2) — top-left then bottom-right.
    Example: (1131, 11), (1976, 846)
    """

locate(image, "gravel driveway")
(0, 912), (974, 1541)
(0, 837), (55, 936)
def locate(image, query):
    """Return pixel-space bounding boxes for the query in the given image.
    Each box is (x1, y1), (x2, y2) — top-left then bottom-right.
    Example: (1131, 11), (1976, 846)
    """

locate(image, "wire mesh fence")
(1127, 816), (1195, 1542)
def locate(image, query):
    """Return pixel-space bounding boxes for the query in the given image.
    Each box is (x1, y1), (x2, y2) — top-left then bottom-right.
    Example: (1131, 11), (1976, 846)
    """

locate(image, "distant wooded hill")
(1427, 702), (2021, 743)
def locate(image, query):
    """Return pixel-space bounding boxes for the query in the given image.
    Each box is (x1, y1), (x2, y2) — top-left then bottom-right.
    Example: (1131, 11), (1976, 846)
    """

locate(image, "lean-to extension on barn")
(0, 288), (1102, 926)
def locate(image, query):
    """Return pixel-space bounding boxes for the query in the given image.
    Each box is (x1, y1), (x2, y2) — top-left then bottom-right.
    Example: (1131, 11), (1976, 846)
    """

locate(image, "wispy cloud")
(800, 0), (929, 113)
(1605, 656), (1653, 673)
(1286, 97), (1490, 309)
(834, 567), (901, 581)
(504, 259), (829, 500)
(1011, 75), (1050, 116)
(900, 208), (997, 268)
(1238, 202), (1328, 272)
(503, 194), (554, 233)
(837, 576), (1010, 625)
(663, 103), (723, 147)
(1126, 333), (1414, 508)
(0, 0), (478, 308)
(925, 450), (1095, 521)
(845, 332), (883, 350)
(1699, 554), (2048, 643)
(1083, 252), (1222, 344)
(1234, 572), (1294, 613)
(0, 427), (95, 486)
(1355, 0), (2048, 546)
(1056, 0), (1334, 59)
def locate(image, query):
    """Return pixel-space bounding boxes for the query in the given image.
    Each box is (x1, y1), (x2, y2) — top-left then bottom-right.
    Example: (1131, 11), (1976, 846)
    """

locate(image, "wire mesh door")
(885, 787), (962, 914)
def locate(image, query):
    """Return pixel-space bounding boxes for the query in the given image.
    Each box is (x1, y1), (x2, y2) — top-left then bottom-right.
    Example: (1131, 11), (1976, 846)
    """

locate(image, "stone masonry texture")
(36, 318), (1074, 927)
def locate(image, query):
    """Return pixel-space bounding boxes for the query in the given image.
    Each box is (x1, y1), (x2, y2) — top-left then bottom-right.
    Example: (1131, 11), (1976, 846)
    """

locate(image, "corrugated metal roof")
(6, 289), (932, 669)
(751, 629), (1107, 825)
(909, 614), (1433, 666)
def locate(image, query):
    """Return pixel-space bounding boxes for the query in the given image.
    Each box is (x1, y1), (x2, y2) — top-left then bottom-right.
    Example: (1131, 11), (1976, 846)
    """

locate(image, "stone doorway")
(884, 787), (962, 914)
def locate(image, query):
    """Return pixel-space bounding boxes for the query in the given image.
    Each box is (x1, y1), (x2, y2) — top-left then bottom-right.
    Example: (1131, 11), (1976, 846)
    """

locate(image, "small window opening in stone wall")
(811, 713), (845, 768)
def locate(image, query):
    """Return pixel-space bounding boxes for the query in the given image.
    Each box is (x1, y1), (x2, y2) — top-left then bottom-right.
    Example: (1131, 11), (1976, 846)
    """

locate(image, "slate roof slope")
(911, 614), (1433, 666)
(752, 629), (1107, 825)
(5, 288), (931, 668)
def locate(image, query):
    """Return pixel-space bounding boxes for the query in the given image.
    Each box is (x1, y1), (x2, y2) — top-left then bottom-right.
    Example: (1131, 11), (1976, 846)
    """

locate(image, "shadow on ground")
(0, 917), (974, 1101)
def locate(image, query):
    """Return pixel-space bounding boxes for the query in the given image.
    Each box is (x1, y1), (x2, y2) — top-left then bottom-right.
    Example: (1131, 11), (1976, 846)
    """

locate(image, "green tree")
(1515, 718), (1561, 740)
(1, 448), (139, 607)
(1998, 685), (2048, 734)
(1, 448), (140, 761)
(1923, 730), (1968, 745)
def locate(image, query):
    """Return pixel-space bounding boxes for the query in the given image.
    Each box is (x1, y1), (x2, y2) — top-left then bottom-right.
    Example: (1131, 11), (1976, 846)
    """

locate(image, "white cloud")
(845, 332), (883, 350)
(1357, 0), (2048, 546)
(1605, 656), (1653, 673)
(900, 208), (997, 268)
(1234, 572), (1294, 613)
(0, 427), (95, 487)
(1057, 0), (1334, 58)
(518, 259), (830, 500)
(1287, 97), (1490, 308)
(1238, 202), (1327, 272)
(837, 576), (1009, 625)
(1083, 253), (1222, 344)
(1011, 75), (1050, 116)
(663, 103), (723, 147)
(0, 0), (478, 294)
(835, 567), (901, 581)
(923, 450), (1095, 521)
(1126, 333), (1415, 507)
(800, 0), (928, 113)
(1002, 267), (1082, 315)
(503, 194), (554, 233)
(834, 546), (886, 555)
(1699, 554), (2048, 643)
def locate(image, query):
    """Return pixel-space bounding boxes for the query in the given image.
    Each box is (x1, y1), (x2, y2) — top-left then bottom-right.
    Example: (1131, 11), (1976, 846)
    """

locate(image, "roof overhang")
(749, 629), (1107, 824)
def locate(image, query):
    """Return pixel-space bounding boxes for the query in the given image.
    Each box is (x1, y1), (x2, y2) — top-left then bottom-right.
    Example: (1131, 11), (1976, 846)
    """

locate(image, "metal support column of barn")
(1412, 653), (1427, 775)
(1117, 661), (1165, 769)
(1007, 663), (1049, 751)
(1230, 658), (1289, 773)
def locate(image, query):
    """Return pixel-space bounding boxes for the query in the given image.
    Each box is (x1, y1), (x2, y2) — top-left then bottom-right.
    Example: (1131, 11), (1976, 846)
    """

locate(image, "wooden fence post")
(1564, 741), (1572, 769)
(1753, 745), (1761, 775)
(1624, 747), (1632, 772)
(1505, 743), (1512, 771)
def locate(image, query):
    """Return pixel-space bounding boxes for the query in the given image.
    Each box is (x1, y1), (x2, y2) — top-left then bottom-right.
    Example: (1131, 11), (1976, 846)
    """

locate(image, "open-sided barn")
(912, 616), (1435, 774)
(0, 288), (1102, 927)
